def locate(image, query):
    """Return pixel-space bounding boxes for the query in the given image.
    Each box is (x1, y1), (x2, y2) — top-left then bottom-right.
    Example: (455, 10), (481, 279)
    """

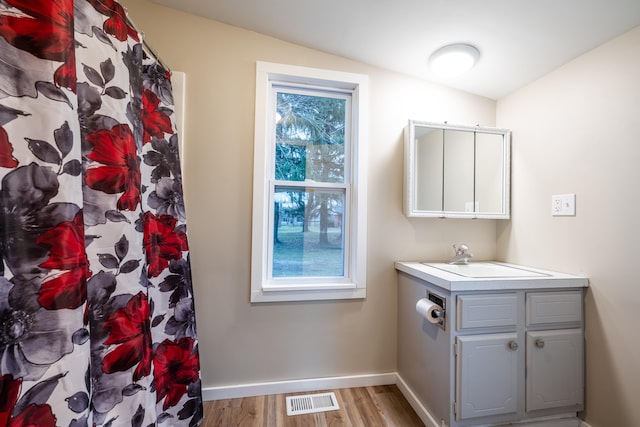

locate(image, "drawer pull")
(508, 341), (518, 351)
(535, 338), (545, 348)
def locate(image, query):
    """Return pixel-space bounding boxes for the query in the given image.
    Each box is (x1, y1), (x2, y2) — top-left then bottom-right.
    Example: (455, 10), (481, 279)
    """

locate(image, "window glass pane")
(272, 186), (345, 278)
(275, 92), (346, 183)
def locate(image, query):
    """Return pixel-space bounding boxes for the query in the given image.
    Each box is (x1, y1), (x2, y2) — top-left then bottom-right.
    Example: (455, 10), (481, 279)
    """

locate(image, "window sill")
(251, 285), (366, 303)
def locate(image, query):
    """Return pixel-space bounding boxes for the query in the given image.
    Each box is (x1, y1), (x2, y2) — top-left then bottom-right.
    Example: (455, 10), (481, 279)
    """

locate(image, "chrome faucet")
(448, 244), (473, 265)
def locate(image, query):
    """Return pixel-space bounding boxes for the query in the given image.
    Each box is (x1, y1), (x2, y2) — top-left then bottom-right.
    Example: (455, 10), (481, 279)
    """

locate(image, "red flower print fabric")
(0, 0), (202, 425)
(0, 127), (18, 168)
(143, 211), (189, 277)
(141, 88), (174, 144)
(0, 375), (57, 427)
(102, 292), (152, 381)
(154, 338), (200, 410)
(85, 123), (141, 211)
(37, 210), (92, 309)
(86, 0), (139, 42)
(0, 0), (76, 92)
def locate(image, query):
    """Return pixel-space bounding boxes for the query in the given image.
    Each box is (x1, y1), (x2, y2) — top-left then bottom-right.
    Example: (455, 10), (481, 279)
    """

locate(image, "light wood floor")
(203, 385), (425, 426)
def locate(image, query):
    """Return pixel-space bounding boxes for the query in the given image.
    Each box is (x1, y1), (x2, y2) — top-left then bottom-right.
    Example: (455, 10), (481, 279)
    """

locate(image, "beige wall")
(122, 0), (498, 388)
(497, 27), (640, 427)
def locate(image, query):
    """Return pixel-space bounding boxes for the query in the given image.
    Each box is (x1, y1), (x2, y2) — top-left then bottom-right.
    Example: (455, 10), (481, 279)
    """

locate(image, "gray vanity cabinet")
(396, 263), (588, 427)
(454, 291), (584, 422)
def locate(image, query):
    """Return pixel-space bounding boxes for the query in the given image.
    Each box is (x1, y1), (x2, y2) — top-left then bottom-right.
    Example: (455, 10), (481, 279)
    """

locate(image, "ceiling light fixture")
(429, 43), (480, 78)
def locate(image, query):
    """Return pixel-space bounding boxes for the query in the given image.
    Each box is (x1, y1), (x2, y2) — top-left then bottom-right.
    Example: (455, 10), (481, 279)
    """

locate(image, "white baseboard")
(202, 372), (397, 401)
(395, 374), (441, 427)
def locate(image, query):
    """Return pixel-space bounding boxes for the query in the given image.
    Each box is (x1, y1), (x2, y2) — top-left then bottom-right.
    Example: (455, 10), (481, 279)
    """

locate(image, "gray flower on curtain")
(164, 297), (197, 339)
(0, 163), (79, 277)
(0, 277), (77, 381)
(148, 177), (186, 221)
(143, 133), (182, 183)
(144, 62), (174, 106)
(158, 257), (192, 308)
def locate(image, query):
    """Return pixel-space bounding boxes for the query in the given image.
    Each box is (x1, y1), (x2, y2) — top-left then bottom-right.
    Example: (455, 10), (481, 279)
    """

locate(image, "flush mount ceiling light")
(429, 43), (480, 78)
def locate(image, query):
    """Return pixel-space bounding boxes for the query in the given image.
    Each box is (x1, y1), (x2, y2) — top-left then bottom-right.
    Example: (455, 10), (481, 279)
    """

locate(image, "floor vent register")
(286, 392), (340, 416)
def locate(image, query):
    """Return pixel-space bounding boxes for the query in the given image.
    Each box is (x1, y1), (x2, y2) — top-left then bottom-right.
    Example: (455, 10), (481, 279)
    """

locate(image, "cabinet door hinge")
(454, 341), (458, 356)
(453, 401), (457, 418)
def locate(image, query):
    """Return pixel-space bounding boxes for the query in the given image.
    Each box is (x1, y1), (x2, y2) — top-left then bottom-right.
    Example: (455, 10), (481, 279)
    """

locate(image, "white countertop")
(395, 261), (589, 292)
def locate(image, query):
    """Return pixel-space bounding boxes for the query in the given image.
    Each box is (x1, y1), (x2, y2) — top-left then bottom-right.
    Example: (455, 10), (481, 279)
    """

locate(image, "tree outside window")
(272, 91), (347, 278)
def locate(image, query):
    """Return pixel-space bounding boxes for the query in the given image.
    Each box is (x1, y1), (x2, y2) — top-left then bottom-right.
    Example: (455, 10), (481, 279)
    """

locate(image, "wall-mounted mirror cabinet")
(404, 120), (510, 219)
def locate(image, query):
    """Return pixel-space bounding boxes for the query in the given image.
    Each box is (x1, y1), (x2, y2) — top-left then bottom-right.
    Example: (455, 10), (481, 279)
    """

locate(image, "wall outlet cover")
(552, 194), (576, 216)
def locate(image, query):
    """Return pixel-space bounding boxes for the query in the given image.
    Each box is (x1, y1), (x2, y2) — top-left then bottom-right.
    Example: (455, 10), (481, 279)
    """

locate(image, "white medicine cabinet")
(404, 120), (511, 219)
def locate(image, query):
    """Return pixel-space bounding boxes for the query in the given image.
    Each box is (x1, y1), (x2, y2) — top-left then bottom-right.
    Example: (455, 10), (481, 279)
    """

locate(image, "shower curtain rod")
(120, 6), (172, 72)
(140, 34), (171, 73)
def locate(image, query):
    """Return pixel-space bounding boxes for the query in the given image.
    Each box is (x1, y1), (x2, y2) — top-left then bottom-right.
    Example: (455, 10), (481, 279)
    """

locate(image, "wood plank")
(265, 393), (279, 426)
(339, 387), (368, 426)
(369, 384), (423, 427)
(202, 385), (424, 426)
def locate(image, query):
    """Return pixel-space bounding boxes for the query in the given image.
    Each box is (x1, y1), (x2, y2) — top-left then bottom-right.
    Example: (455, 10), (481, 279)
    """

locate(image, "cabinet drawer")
(526, 291), (583, 326)
(457, 294), (518, 329)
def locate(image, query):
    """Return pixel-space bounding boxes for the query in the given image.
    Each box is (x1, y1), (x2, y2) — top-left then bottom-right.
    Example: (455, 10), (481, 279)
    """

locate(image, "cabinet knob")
(508, 341), (518, 351)
(535, 338), (545, 348)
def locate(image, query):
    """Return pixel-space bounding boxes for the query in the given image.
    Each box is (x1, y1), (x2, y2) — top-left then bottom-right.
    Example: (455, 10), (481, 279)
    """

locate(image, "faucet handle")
(453, 244), (469, 255)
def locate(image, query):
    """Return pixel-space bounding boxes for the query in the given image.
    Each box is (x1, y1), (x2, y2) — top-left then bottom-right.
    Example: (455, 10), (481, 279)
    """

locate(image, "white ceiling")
(150, 0), (640, 99)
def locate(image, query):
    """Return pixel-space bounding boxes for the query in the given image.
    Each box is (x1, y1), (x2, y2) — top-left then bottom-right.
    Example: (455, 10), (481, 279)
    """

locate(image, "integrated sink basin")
(423, 262), (549, 278)
(396, 260), (588, 292)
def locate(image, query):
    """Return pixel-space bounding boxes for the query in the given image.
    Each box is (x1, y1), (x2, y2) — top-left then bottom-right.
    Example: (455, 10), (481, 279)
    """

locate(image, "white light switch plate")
(552, 193), (576, 216)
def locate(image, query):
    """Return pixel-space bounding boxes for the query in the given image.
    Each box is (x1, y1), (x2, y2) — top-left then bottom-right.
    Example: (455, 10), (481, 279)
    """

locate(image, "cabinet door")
(526, 329), (584, 412)
(456, 333), (519, 420)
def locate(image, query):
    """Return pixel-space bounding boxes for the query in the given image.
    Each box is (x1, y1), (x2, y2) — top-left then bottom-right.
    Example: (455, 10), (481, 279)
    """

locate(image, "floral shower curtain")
(0, 1), (203, 426)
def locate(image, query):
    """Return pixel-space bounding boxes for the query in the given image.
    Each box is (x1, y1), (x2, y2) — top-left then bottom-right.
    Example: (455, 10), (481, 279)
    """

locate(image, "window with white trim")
(251, 62), (368, 302)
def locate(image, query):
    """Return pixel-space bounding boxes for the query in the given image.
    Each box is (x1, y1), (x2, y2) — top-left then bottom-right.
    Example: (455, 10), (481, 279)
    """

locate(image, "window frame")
(251, 61), (368, 303)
